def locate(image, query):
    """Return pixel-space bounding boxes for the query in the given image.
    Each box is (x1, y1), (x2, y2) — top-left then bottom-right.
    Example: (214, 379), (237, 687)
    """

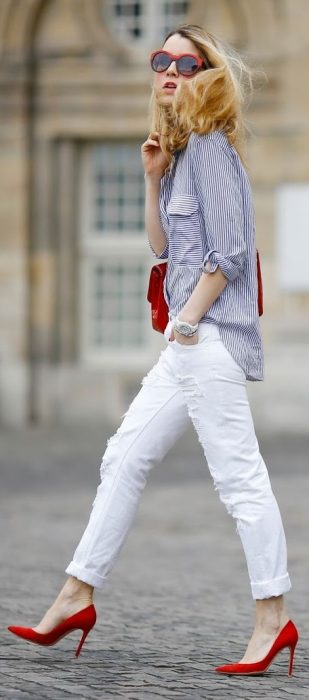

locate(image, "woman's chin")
(157, 92), (175, 107)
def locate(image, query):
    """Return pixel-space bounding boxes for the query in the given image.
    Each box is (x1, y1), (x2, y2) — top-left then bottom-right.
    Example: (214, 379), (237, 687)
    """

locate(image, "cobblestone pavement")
(1, 423), (308, 699)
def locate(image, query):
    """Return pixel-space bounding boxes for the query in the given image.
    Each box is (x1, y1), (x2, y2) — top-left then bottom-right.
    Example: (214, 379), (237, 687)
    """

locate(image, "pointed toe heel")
(8, 604), (96, 658)
(215, 620), (299, 676)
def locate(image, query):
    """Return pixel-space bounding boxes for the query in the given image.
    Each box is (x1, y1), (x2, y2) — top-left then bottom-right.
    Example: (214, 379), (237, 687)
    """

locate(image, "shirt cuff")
(202, 249), (243, 282)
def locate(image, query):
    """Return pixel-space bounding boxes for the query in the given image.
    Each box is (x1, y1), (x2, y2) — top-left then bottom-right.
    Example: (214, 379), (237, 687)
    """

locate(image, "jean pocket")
(215, 341), (246, 380)
(164, 319), (174, 343)
(173, 328), (204, 348)
(173, 337), (201, 348)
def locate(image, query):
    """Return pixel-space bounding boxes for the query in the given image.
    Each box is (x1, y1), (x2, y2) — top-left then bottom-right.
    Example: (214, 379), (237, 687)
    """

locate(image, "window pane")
(101, 0), (189, 45)
(103, 1), (144, 40)
(90, 261), (146, 348)
(160, 1), (189, 38)
(90, 143), (145, 234)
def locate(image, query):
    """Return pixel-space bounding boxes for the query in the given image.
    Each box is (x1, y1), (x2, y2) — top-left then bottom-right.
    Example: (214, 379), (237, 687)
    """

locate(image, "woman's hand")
(141, 132), (169, 180)
(169, 327), (199, 345)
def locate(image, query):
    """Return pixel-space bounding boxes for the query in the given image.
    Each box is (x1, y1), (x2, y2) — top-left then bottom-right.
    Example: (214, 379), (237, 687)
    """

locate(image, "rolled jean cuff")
(251, 572), (292, 600)
(65, 562), (108, 590)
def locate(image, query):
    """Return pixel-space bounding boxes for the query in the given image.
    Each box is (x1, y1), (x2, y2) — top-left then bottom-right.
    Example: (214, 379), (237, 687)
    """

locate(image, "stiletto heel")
(215, 619), (299, 676)
(75, 627), (91, 658)
(289, 644), (296, 676)
(8, 604), (96, 657)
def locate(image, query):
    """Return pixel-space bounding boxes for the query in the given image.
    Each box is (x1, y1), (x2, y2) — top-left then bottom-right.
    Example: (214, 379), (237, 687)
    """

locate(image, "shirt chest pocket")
(167, 195), (203, 266)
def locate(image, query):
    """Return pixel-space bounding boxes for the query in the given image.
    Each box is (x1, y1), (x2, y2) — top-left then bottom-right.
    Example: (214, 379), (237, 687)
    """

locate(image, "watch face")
(176, 321), (193, 336)
(174, 316), (198, 336)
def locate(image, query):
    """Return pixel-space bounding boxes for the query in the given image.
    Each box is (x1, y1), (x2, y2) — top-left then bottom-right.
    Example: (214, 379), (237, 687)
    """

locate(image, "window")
(80, 142), (153, 364)
(91, 144), (145, 234)
(89, 260), (145, 348)
(276, 184), (309, 291)
(101, 0), (189, 47)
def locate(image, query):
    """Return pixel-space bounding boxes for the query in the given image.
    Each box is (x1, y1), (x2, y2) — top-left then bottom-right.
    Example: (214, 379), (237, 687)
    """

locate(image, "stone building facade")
(0, 0), (308, 431)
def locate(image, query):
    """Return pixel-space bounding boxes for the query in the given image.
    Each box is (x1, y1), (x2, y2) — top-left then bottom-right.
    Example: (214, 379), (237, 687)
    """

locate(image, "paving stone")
(0, 425), (308, 699)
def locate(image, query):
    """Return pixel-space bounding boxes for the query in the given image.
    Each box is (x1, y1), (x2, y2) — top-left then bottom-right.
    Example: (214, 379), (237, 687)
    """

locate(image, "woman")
(8, 24), (298, 675)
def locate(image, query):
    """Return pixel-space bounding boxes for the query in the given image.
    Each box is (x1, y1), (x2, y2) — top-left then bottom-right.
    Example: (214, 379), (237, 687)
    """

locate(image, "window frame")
(100, 0), (190, 49)
(78, 142), (158, 367)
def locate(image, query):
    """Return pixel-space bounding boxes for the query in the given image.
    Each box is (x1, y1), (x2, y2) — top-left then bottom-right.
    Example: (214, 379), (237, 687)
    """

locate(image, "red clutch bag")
(147, 262), (169, 333)
(256, 249), (263, 317)
(147, 251), (263, 334)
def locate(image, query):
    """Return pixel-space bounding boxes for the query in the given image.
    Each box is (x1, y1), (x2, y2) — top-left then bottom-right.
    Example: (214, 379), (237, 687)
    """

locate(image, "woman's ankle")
(254, 596), (289, 633)
(59, 576), (94, 603)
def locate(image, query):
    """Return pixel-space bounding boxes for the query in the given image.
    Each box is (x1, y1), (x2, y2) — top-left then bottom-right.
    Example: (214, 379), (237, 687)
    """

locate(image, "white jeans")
(66, 321), (291, 599)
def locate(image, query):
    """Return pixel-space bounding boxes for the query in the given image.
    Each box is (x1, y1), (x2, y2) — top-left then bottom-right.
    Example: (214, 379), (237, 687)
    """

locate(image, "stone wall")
(0, 0), (308, 430)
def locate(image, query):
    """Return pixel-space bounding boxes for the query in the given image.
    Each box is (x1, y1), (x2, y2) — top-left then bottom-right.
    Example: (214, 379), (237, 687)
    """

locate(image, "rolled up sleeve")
(203, 248), (243, 282)
(191, 134), (246, 282)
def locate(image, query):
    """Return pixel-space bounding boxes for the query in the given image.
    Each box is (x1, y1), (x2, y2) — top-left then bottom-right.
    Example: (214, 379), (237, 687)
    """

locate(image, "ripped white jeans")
(66, 321), (291, 599)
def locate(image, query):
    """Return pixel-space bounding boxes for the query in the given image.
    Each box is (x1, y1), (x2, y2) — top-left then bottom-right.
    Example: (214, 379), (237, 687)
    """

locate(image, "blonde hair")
(149, 24), (255, 166)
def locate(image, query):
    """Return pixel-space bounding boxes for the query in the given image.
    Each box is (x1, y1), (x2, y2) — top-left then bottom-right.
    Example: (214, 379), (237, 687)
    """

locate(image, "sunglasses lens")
(178, 56), (200, 75)
(151, 52), (171, 72)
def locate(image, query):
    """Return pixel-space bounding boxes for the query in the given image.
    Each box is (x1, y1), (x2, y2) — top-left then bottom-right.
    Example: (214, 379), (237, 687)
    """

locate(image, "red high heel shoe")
(8, 604), (96, 657)
(215, 620), (298, 675)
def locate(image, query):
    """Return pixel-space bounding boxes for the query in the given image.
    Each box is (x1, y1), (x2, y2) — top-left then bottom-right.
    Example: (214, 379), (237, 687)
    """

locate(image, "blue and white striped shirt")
(148, 129), (264, 381)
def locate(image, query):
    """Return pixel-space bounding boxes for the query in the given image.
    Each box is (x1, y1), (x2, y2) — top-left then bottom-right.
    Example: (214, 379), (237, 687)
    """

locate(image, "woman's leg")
(238, 595), (289, 664)
(34, 344), (190, 632)
(171, 332), (291, 662)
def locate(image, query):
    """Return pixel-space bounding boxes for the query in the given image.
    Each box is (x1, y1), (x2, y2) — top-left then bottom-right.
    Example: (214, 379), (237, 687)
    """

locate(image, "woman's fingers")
(141, 131), (161, 151)
(141, 138), (160, 151)
(147, 132), (161, 145)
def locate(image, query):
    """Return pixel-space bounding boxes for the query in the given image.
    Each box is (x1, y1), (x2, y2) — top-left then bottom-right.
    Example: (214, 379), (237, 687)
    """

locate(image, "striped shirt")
(148, 129), (264, 382)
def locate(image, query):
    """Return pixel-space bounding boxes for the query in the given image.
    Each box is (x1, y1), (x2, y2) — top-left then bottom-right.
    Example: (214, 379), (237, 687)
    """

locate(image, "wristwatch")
(174, 315), (198, 336)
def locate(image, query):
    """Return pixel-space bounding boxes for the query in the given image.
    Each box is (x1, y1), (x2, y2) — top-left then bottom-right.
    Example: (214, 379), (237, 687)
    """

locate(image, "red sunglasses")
(150, 49), (208, 77)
